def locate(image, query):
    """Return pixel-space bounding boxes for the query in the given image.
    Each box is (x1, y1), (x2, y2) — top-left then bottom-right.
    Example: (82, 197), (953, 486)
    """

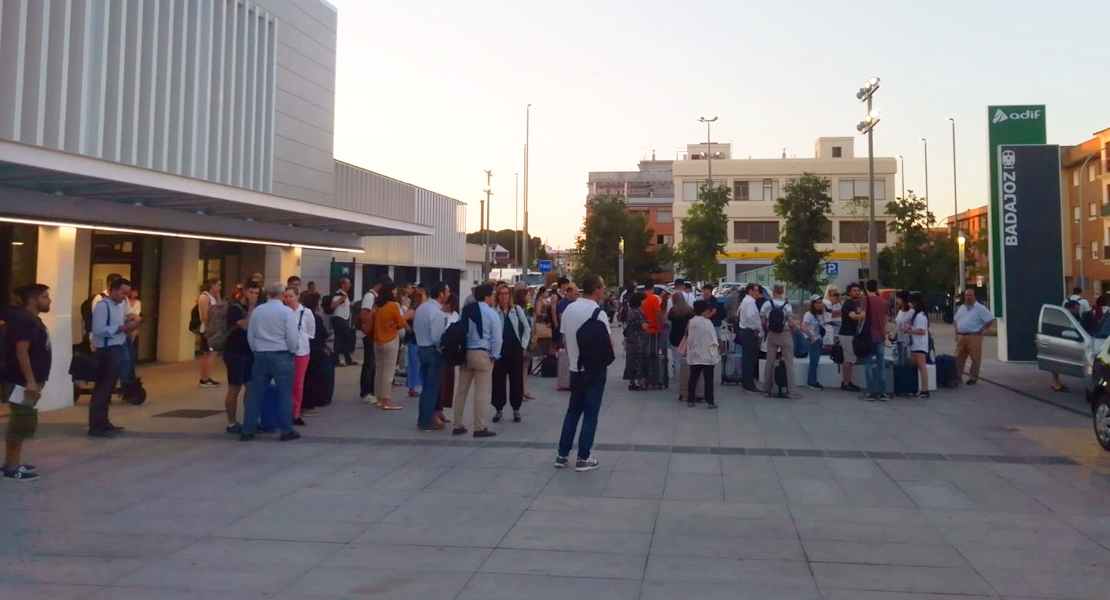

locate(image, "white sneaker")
(360, 394), (378, 405)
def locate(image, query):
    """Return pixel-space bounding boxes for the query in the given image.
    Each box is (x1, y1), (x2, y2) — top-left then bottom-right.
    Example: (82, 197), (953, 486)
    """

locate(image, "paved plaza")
(1, 329), (1109, 600)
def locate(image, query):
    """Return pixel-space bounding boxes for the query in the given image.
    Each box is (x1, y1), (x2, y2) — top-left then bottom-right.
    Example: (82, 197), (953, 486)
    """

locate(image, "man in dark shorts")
(3, 284), (53, 482)
(223, 282), (259, 433)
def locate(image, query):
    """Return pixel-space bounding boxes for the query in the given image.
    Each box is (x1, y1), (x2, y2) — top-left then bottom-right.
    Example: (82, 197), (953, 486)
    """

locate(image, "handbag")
(535, 321), (553, 339)
(852, 298), (874, 357)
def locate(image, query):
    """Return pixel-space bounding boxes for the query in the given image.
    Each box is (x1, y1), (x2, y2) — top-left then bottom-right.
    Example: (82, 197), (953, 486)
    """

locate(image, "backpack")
(82, 293), (107, 334)
(188, 303), (202, 334)
(576, 307), (615, 375)
(204, 301), (231, 351)
(441, 303), (479, 367)
(767, 300), (787, 333)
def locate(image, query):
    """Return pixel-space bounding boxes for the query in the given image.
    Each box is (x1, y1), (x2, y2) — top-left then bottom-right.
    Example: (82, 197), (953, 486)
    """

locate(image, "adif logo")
(992, 108), (1042, 124)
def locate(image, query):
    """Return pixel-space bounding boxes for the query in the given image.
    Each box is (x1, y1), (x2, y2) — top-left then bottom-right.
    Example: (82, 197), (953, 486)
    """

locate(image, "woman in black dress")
(301, 294), (334, 411)
(623, 292), (650, 390)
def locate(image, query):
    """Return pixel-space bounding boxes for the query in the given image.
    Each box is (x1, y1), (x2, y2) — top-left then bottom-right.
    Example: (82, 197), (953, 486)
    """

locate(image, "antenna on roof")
(782, 148), (786, 159)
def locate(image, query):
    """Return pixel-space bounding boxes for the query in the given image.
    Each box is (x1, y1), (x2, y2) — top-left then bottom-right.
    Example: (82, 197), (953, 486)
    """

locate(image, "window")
(761, 179), (780, 202)
(1041, 306), (1079, 338)
(832, 146), (842, 158)
(733, 221), (780, 243)
(840, 220), (887, 244)
(682, 181), (699, 202)
(816, 221), (833, 243)
(1091, 203), (1098, 220)
(837, 179), (886, 201)
(734, 181), (750, 201)
(1094, 241), (1100, 259)
(1076, 244), (1083, 260)
(1073, 170), (1080, 186)
(657, 234), (673, 246)
(1075, 206), (1081, 223)
(1090, 164), (1099, 182)
(656, 210), (672, 223)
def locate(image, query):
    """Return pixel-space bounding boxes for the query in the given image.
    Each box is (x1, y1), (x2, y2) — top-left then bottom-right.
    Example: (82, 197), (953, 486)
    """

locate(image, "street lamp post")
(897, 155), (905, 200)
(699, 116), (718, 184)
(919, 137), (929, 218)
(856, 77), (881, 281)
(483, 169), (493, 282)
(522, 104), (531, 272)
(618, 237), (625, 292)
(515, 172), (519, 270)
(958, 232), (967, 298)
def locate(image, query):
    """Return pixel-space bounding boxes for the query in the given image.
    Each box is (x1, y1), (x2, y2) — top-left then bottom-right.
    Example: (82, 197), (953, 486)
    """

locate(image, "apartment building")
(588, 157), (675, 281)
(1062, 128), (1110, 296)
(944, 206), (989, 288)
(672, 137), (898, 286)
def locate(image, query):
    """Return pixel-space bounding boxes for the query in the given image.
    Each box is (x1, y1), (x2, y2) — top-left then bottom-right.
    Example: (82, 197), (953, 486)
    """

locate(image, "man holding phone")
(89, 277), (142, 438)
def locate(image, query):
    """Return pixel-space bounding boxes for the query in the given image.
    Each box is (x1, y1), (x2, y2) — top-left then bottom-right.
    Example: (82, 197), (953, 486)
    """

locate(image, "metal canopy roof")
(0, 140), (432, 249)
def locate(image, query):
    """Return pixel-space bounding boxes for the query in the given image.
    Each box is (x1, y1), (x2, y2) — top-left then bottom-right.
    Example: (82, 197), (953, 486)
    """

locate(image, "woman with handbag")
(369, 283), (409, 411)
(533, 287), (555, 357)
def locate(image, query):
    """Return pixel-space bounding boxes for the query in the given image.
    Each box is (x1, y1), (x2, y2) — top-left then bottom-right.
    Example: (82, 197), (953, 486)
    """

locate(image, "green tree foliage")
(773, 173), (833, 294)
(674, 183), (730, 283)
(877, 191), (961, 292)
(573, 197), (670, 285)
(465, 229), (546, 268)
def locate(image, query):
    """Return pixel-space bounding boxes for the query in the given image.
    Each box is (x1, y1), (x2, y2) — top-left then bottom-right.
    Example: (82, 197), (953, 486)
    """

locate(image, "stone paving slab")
(2, 333), (1110, 599)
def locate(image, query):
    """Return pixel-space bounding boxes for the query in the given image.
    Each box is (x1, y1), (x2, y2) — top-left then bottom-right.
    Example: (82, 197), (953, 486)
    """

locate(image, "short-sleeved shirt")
(840, 299), (860, 336)
(867, 295), (888, 340)
(893, 310), (913, 344)
(642, 293), (662, 334)
(955, 301), (995, 334)
(802, 311), (823, 342)
(759, 298), (794, 322)
(3, 309), (51, 386)
(910, 312), (929, 353)
(225, 303), (251, 356)
(332, 290), (352, 321)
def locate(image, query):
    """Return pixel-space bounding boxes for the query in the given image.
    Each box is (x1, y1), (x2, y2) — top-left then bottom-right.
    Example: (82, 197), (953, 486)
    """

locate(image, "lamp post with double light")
(855, 76), (881, 280)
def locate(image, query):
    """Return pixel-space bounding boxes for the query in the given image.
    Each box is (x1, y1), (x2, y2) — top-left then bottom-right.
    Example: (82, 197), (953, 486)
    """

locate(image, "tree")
(674, 183), (730, 284)
(877, 191), (961, 292)
(572, 197), (669, 284)
(465, 229), (544, 268)
(843, 194), (871, 268)
(773, 173), (833, 294)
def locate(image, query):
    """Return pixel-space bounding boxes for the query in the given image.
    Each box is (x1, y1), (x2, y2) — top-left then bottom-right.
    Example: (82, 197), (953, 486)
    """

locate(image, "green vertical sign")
(987, 105), (1045, 317)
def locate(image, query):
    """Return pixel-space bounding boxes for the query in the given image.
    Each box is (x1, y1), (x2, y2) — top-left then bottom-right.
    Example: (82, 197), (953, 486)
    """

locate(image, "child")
(803, 297), (826, 390)
(909, 293), (930, 398)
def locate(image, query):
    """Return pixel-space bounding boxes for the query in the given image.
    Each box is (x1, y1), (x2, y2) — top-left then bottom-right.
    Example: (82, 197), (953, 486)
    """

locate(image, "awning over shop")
(0, 140), (432, 252)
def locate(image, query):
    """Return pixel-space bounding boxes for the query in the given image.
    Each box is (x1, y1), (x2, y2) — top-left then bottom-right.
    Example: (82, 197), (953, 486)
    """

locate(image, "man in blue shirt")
(414, 282), (451, 431)
(702, 284), (725, 329)
(953, 288), (995, 385)
(240, 283), (301, 441)
(89, 278), (142, 437)
(451, 284), (502, 438)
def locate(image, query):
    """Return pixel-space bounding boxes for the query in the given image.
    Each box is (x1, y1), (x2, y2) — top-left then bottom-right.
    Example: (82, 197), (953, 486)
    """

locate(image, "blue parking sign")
(538, 259), (553, 273)
(825, 262), (838, 276)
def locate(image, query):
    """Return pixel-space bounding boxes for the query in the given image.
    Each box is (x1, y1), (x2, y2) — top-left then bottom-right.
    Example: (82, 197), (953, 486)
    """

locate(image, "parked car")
(1036, 304), (1110, 451)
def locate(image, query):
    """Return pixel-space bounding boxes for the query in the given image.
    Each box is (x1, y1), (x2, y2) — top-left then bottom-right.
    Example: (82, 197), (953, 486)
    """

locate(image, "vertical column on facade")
(280, 246), (302, 285)
(71, 228), (91, 346)
(35, 226), (77, 412)
(157, 238), (199, 362)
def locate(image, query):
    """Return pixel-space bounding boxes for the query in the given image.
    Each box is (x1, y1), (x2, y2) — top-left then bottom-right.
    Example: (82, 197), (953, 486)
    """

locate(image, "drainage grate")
(152, 409), (224, 419)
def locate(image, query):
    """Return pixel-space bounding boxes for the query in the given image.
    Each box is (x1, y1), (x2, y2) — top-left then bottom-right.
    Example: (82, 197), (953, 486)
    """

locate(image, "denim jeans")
(866, 341), (886, 395)
(417, 346), (443, 428)
(558, 369), (606, 460)
(118, 340), (133, 384)
(360, 342), (375, 398)
(807, 338), (823, 386)
(241, 351), (295, 435)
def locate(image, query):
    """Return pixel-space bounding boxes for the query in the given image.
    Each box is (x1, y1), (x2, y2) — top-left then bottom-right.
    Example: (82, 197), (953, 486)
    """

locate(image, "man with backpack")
(192, 279), (222, 388)
(449, 284), (501, 438)
(2, 284), (53, 481)
(760, 284), (800, 398)
(555, 275), (613, 472)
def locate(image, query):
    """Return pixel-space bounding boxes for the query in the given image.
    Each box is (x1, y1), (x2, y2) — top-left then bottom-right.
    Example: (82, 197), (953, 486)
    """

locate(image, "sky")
(329, 0), (1110, 249)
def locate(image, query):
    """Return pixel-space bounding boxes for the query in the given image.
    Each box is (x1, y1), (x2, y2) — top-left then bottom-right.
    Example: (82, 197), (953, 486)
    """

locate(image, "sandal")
(1051, 383), (1070, 393)
(378, 403), (403, 411)
(524, 393), (536, 400)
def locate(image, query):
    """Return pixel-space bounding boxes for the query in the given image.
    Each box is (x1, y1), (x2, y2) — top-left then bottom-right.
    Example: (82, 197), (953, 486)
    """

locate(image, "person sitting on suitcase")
(760, 284), (801, 399)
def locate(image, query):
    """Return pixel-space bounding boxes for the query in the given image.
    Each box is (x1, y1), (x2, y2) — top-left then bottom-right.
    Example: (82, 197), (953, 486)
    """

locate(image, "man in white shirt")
(665, 279), (697, 315)
(359, 277), (390, 404)
(240, 283), (301, 442)
(736, 283), (763, 393)
(555, 275), (611, 472)
(330, 278), (357, 367)
(1068, 287), (1091, 314)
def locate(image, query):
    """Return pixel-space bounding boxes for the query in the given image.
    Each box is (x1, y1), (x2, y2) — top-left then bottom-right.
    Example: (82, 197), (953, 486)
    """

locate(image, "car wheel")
(1095, 396), (1110, 452)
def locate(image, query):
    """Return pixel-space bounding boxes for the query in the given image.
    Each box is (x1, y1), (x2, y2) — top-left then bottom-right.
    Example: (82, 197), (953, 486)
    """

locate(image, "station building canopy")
(0, 140), (432, 253)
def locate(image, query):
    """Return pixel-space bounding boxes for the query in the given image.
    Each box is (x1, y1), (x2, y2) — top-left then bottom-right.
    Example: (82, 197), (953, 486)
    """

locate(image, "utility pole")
(522, 104), (531, 272)
(483, 169), (493, 282)
(515, 172), (520, 273)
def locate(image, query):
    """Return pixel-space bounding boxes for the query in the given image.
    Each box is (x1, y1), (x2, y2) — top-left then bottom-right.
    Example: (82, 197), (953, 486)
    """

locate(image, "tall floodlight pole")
(946, 117), (961, 294)
(897, 155), (905, 200)
(483, 169), (493, 282)
(919, 137), (930, 218)
(522, 104), (531, 272)
(699, 116), (718, 184)
(515, 172), (520, 271)
(856, 77), (881, 281)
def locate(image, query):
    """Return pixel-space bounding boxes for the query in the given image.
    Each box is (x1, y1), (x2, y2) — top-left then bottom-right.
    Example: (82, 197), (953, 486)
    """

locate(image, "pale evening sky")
(329, 0), (1110, 249)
